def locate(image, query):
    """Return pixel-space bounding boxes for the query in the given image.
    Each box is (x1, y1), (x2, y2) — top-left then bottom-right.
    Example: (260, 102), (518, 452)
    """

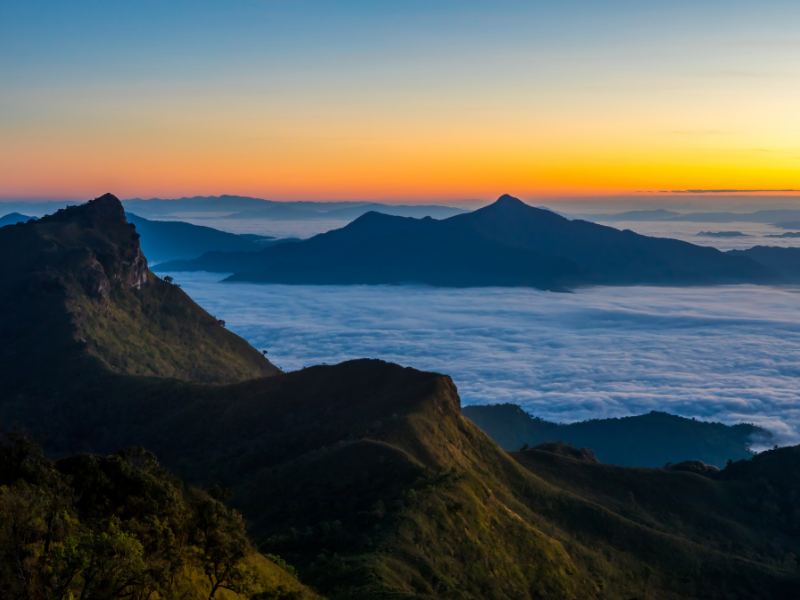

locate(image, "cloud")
(657, 189), (800, 194)
(166, 273), (800, 446)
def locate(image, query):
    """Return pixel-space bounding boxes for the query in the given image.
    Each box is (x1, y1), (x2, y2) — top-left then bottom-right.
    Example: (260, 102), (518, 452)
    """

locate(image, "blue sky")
(2, 1), (799, 201)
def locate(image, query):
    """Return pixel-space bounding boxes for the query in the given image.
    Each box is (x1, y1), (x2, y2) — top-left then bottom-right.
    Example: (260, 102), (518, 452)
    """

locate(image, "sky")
(1, 1), (799, 202)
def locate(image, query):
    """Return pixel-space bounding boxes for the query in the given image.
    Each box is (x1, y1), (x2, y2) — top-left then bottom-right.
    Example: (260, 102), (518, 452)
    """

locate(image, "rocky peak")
(35, 193), (150, 297)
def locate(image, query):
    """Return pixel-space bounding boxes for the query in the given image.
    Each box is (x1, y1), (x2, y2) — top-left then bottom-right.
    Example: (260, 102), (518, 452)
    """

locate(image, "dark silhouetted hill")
(124, 194), (465, 220)
(729, 246), (800, 281)
(0, 212), (34, 227)
(125, 212), (281, 263)
(463, 403), (769, 467)
(164, 194), (770, 288)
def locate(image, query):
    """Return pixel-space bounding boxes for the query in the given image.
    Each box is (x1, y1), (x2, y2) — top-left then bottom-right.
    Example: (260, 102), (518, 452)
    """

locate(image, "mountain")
(596, 208), (800, 224)
(0, 212), (34, 227)
(125, 212), (283, 263)
(766, 232), (800, 238)
(698, 230), (750, 238)
(774, 220), (800, 230)
(0, 193), (278, 385)
(124, 195), (465, 221)
(3, 194), (800, 598)
(0, 435), (317, 600)
(462, 404), (770, 467)
(728, 246), (800, 281)
(592, 208), (681, 221)
(162, 194), (770, 288)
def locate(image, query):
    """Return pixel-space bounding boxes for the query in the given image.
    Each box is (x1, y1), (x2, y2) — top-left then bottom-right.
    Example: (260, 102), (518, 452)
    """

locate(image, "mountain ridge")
(160, 194), (773, 289)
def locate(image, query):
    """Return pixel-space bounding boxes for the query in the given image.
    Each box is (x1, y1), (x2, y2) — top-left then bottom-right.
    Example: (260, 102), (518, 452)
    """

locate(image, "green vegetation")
(0, 194), (277, 385)
(0, 435), (316, 600)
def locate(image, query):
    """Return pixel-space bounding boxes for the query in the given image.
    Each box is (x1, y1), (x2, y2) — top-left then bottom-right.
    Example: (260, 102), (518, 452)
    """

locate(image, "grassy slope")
(21, 361), (792, 599)
(0, 194), (277, 385)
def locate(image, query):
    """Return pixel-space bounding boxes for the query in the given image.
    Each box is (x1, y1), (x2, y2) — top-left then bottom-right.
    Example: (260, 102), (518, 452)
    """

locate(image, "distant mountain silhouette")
(774, 220), (800, 230)
(729, 246), (800, 281)
(125, 212), (282, 263)
(463, 403), (770, 467)
(124, 195), (465, 221)
(597, 208), (800, 224)
(593, 208), (681, 221)
(0, 212), (34, 227)
(162, 194), (769, 289)
(698, 230), (750, 238)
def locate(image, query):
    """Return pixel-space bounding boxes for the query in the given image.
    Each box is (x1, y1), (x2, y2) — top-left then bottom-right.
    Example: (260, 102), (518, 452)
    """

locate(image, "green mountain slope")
(0, 194), (278, 386)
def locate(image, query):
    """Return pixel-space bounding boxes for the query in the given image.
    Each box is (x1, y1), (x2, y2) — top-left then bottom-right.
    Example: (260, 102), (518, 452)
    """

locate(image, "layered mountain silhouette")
(730, 246), (800, 281)
(2, 194), (800, 598)
(160, 194), (771, 289)
(463, 403), (770, 467)
(125, 211), (285, 263)
(123, 194), (465, 221)
(0, 212), (33, 227)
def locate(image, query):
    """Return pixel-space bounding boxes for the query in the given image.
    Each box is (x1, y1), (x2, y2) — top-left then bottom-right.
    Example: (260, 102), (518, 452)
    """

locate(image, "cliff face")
(0, 194), (278, 386)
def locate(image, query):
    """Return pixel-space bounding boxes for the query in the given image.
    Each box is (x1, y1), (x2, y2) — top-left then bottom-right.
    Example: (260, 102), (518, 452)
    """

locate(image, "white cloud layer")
(167, 272), (800, 445)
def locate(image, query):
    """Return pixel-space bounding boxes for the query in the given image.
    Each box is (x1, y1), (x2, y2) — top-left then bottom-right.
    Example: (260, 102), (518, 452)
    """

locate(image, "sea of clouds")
(167, 272), (800, 445)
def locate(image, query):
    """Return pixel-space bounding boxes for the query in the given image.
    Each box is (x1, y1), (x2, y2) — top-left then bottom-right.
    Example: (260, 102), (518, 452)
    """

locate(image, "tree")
(188, 489), (255, 599)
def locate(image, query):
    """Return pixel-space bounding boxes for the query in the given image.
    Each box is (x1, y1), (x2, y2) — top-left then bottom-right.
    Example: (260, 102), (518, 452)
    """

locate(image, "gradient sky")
(1, 1), (799, 202)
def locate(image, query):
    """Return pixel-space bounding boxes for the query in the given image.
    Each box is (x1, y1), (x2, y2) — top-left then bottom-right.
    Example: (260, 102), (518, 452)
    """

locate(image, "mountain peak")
(493, 194), (527, 208)
(0, 194), (279, 384)
(40, 192), (126, 228)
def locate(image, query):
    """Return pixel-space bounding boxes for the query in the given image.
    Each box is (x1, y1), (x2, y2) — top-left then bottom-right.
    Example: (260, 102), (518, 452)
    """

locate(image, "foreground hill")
(2, 195), (800, 598)
(0, 435), (316, 600)
(0, 194), (278, 385)
(463, 404), (769, 467)
(161, 195), (769, 289)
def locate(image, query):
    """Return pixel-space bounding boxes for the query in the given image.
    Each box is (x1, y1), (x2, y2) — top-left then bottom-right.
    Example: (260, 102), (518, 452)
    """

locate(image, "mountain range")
(2, 194), (800, 598)
(160, 194), (782, 289)
(0, 195), (464, 222)
(463, 404), (770, 467)
(594, 207), (800, 224)
(125, 211), (290, 263)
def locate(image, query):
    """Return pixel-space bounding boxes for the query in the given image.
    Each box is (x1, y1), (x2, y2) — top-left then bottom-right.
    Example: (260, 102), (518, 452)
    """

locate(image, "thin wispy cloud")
(657, 189), (800, 194)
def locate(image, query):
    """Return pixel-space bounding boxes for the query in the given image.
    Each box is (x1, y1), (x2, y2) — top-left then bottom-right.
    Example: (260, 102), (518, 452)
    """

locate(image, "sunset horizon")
(3, 2), (798, 204)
